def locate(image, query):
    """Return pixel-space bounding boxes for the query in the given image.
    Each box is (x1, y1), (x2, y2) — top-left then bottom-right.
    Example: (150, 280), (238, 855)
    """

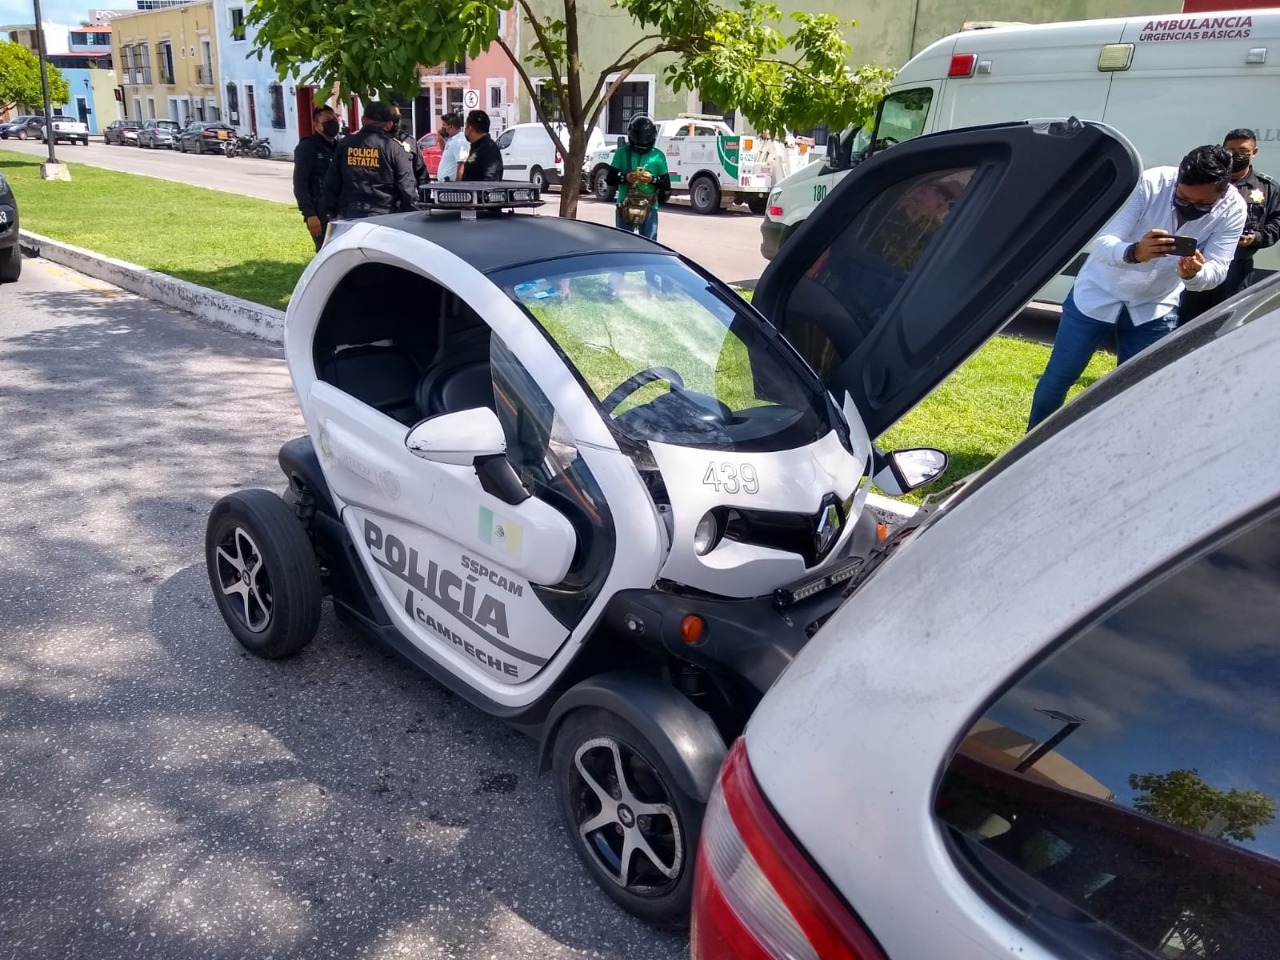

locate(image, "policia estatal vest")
(322, 101), (418, 221)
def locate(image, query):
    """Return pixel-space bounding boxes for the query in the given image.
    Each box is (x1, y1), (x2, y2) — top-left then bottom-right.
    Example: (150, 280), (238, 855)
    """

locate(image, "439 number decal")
(702, 462), (760, 495)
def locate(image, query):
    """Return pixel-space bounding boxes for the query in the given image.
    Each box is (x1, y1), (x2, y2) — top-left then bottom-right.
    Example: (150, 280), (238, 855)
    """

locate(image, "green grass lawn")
(881, 336), (1112, 501)
(0, 149), (312, 308)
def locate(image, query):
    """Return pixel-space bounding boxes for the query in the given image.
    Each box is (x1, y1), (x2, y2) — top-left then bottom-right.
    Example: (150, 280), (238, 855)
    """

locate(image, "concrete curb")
(18, 229), (286, 344)
(866, 492), (918, 523)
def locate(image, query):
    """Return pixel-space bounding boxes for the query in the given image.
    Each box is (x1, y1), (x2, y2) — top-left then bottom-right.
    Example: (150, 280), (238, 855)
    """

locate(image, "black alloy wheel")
(553, 709), (702, 927)
(205, 489), (322, 659)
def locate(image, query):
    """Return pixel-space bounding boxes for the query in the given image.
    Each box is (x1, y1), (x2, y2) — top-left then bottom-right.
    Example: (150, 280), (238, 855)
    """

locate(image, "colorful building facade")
(109, 0), (223, 124)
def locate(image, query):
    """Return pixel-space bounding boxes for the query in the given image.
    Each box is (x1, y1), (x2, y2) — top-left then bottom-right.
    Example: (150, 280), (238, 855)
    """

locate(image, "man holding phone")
(1027, 145), (1246, 431)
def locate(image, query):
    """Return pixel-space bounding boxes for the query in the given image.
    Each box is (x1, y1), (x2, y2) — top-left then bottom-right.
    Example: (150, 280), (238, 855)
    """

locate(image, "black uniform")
(1180, 167), (1280, 323)
(321, 124), (419, 221)
(399, 133), (429, 186)
(460, 135), (503, 182)
(293, 132), (337, 251)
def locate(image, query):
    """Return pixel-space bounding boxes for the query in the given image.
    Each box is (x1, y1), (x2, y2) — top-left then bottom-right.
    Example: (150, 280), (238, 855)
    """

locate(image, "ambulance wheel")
(529, 165), (547, 191)
(592, 166), (616, 202)
(689, 175), (720, 215)
(553, 709), (702, 927)
(205, 489), (322, 660)
(745, 194), (767, 215)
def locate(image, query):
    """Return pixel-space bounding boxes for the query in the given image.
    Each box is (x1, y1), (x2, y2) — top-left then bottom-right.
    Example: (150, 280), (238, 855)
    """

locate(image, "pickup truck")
(584, 114), (770, 214)
(42, 115), (90, 146)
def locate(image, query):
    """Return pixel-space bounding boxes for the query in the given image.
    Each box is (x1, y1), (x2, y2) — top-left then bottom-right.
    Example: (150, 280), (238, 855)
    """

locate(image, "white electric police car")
(204, 119), (1142, 924)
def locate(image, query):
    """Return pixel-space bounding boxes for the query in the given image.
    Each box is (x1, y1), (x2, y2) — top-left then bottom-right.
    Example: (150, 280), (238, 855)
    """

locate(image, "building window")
(446, 56), (466, 75)
(137, 43), (152, 85)
(198, 38), (213, 85)
(225, 82), (239, 125)
(229, 7), (245, 42)
(535, 81), (565, 123)
(158, 41), (174, 84)
(132, 96), (142, 120)
(206, 98), (220, 122)
(798, 123), (830, 147)
(269, 82), (286, 129)
(146, 96), (156, 118)
(121, 45), (134, 84)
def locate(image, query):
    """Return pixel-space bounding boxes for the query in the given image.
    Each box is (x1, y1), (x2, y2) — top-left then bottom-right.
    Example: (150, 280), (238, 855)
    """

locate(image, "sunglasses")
(1173, 192), (1218, 214)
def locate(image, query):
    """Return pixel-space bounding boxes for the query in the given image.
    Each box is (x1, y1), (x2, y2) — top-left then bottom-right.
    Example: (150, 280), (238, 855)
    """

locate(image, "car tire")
(592, 166), (616, 202)
(16, 129), (27, 140)
(552, 708), (703, 928)
(529, 165), (547, 191)
(745, 194), (767, 215)
(0, 244), (21, 284)
(689, 175), (721, 215)
(205, 489), (323, 660)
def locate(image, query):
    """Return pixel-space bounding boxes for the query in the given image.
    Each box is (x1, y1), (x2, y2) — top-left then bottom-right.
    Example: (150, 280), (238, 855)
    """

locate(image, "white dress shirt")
(439, 131), (469, 181)
(1072, 166), (1246, 325)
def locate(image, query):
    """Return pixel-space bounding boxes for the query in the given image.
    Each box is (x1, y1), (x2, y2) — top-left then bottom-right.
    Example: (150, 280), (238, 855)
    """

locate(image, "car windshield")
(495, 254), (834, 452)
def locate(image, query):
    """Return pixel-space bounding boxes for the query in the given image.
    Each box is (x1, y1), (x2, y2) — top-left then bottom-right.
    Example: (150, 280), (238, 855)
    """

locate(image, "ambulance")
(585, 114), (771, 214)
(762, 8), (1280, 301)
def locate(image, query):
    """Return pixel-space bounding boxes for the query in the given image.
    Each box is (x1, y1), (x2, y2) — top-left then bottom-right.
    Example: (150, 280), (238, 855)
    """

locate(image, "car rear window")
(936, 503), (1280, 959)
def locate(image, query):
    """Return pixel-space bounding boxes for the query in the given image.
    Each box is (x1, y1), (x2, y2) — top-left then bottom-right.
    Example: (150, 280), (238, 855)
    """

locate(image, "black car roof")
(365, 212), (673, 274)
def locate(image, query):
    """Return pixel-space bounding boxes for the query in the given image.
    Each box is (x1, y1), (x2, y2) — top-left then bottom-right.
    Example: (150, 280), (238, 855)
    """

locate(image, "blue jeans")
(1027, 290), (1177, 431)
(615, 204), (658, 241)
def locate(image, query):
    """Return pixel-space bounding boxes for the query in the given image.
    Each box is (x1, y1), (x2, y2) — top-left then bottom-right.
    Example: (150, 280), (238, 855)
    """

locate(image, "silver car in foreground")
(691, 276), (1280, 958)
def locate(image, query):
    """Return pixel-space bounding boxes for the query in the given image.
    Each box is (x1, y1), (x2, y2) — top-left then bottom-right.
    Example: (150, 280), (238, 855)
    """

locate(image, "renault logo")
(815, 500), (842, 554)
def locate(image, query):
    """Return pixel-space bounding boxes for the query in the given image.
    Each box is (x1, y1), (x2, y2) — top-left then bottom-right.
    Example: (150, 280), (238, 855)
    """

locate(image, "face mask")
(1231, 151), (1252, 173)
(321, 119), (339, 138)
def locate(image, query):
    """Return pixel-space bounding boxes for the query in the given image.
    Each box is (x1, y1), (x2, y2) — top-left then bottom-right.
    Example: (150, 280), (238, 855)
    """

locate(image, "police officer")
(1180, 128), (1280, 324)
(388, 105), (429, 188)
(460, 110), (503, 182)
(321, 101), (418, 221)
(293, 103), (341, 252)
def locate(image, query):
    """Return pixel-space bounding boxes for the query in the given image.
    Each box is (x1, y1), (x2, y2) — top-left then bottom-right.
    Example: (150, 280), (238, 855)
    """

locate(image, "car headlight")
(694, 511), (721, 556)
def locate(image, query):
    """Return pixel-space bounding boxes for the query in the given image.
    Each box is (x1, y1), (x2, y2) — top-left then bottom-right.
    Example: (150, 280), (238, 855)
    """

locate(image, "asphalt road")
(0, 136), (769, 285)
(0, 256), (689, 960)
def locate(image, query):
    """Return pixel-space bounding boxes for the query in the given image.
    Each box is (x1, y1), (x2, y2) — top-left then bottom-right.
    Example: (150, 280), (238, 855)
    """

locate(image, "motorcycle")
(228, 134), (273, 159)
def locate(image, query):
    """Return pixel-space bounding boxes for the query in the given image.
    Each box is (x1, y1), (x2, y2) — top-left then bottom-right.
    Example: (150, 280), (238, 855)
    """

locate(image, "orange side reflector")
(681, 615), (706, 644)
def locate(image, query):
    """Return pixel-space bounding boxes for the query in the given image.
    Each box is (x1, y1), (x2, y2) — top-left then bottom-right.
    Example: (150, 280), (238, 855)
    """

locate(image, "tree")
(247, 0), (892, 217)
(0, 40), (70, 113)
(1128, 768), (1277, 843)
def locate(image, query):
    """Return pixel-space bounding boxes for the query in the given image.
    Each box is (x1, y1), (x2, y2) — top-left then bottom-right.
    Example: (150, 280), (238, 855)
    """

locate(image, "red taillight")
(768, 206), (784, 217)
(691, 738), (887, 960)
(555, 151), (562, 164)
(948, 53), (977, 77)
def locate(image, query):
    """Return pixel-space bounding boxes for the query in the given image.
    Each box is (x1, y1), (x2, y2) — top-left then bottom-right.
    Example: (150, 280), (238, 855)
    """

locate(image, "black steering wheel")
(873, 136), (899, 151)
(601, 366), (685, 414)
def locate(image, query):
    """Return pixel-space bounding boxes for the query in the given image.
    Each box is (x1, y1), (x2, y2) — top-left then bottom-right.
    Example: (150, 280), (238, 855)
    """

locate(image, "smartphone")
(1170, 235), (1198, 257)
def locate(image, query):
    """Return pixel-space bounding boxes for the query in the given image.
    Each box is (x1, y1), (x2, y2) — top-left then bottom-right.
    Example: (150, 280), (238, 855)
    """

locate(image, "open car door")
(751, 118), (1142, 438)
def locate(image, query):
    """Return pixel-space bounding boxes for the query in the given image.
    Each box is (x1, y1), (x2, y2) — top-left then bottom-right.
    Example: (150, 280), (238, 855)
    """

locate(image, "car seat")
(415, 305), (496, 418)
(319, 345), (421, 424)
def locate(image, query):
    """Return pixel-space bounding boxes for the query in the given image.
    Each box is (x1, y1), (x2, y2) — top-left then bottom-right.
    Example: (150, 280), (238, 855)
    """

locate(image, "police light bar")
(417, 181), (544, 211)
(772, 558), (862, 608)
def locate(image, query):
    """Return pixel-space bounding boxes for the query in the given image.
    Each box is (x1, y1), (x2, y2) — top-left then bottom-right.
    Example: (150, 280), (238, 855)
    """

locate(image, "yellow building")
(109, 1), (222, 125)
(88, 66), (122, 131)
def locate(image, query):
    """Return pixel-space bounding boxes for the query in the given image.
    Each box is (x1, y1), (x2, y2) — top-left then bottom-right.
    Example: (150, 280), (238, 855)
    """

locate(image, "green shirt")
(611, 145), (668, 205)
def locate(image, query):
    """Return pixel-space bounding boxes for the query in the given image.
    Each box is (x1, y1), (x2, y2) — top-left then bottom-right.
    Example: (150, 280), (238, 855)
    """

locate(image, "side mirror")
(872, 447), (949, 496)
(406, 407), (506, 465)
(406, 408), (530, 506)
(826, 131), (843, 171)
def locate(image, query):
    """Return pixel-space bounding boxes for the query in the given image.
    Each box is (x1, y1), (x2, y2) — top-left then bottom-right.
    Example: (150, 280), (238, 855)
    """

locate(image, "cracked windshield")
(504, 258), (831, 451)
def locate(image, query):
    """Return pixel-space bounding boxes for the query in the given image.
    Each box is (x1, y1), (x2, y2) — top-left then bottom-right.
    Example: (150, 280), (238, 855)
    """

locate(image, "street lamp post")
(32, 0), (70, 180)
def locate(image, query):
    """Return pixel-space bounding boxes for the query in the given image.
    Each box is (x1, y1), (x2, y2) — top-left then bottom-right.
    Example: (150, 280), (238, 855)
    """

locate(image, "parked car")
(137, 119), (180, 149)
(416, 131), (443, 178)
(41, 115), (89, 146)
(498, 121), (606, 191)
(691, 277), (1280, 956)
(201, 117), (1140, 925)
(103, 119), (139, 146)
(0, 170), (19, 283)
(0, 115), (47, 140)
(175, 121), (236, 155)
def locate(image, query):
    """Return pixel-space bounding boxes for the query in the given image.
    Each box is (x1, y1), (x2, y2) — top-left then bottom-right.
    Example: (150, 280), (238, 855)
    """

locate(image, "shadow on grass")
(165, 258), (308, 310)
(0, 285), (683, 959)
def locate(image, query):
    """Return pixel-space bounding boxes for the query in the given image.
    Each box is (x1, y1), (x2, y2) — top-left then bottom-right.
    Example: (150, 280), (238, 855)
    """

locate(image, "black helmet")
(627, 114), (657, 151)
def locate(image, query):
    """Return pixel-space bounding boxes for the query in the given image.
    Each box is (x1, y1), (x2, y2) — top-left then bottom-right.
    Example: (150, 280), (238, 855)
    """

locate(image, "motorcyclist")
(321, 101), (418, 221)
(605, 114), (670, 241)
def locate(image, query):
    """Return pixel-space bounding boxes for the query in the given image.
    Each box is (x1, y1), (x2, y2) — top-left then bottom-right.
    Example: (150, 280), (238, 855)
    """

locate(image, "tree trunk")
(558, 146), (585, 219)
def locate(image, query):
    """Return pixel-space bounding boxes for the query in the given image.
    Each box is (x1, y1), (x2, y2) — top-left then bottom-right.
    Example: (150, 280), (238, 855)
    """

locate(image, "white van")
(497, 122), (606, 191)
(763, 9), (1280, 300)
